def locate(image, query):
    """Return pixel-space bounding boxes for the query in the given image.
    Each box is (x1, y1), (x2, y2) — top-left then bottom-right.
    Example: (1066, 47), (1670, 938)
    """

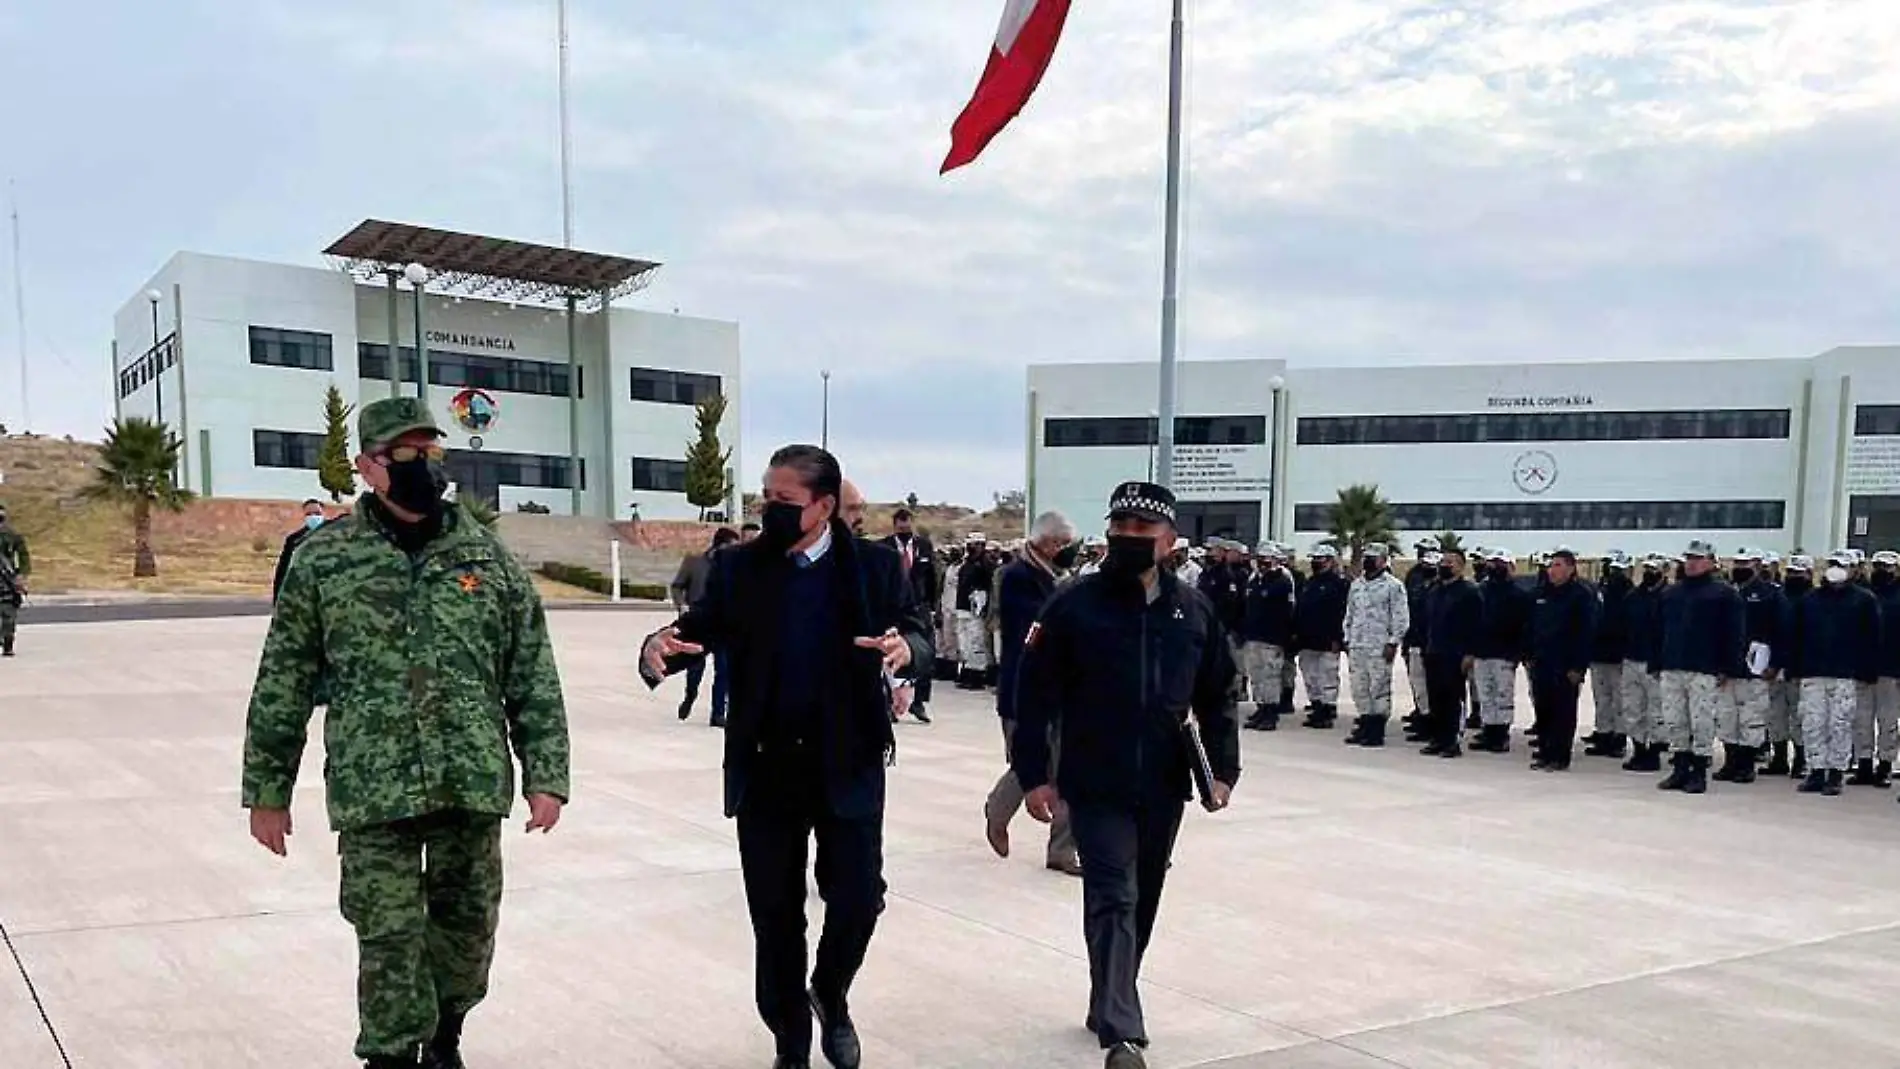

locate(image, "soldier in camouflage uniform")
(240, 397), (572, 1069)
(0, 502), (28, 657)
(1341, 543), (1408, 747)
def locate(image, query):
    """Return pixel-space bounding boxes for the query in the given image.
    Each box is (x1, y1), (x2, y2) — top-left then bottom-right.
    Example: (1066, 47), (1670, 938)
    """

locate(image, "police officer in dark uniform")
(1422, 549), (1483, 758)
(1400, 538), (1440, 738)
(1525, 548), (1600, 770)
(1014, 481), (1241, 1069)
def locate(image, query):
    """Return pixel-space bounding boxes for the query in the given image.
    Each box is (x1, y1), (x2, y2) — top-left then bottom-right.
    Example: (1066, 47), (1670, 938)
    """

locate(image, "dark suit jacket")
(881, 533), (939, 609)
(643, 521), (933, 819)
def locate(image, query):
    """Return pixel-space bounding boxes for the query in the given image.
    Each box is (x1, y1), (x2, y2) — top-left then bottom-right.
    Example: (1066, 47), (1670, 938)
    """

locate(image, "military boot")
(1790, 745), (1808, 778)
(1797, 768), (1827, 793)
(365, 1053), (419, 1069)
(1875, 760), (1893, 788)
(1259, 704), (1282, 731)
(1361, 716), (1389, 748)
(418, 1010), (466, 1069)
(1730, 746), (1758, 784)
(1621, 742), (1661, 772)
(1470, 725), (1510, 753)
(1681, 754), (1709, 794)
(1848, 758), (1879, 786)
(1243, 705), (1270, 730)
(1303, 703), (1332, 729)
(1656, 751), (1691, 791)
(1584, 732), (1627, 758)
(1464, 708), (1482, 731)
(1711, 746), (1743, 782)
(1344, 715), (1371, 745)
(1823, 769), (1845, 796)
(1763, 740), (1790, 776)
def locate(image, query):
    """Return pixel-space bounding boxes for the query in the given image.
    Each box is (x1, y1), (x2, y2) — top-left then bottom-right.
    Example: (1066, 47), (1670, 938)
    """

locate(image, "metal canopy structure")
(323, 219), (660, 309)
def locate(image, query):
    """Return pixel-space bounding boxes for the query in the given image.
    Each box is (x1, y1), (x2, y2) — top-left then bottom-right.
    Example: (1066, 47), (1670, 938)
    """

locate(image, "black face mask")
(1436, 564), (1456, 581)
(1731, 568), (1755, 585)
(1876, 567), (1896, 585)
(760, 500), (809, 551)
(1052, 543), (1081, 570)
(1362, 558), (1380, 574)
(1100, 535), (1156, 580)
(1641, 570), (1662, 587)
(383, 457), (447, 517)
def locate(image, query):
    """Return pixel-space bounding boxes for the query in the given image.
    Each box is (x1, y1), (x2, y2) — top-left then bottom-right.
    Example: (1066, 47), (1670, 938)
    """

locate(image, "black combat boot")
(1730, 746), (1758, 784)
(1848, 758), (1879, 786)
(1763, 741), (1790, 776)
(1470, 725), (1510, 753)
(1344, 715), (1371, 745)
(1823, 768), (1845, 796)
(420, 1011), (465, 1069)
(1796, 769), (1827, 793)
(1584, 732), (1626, 758)
(365, 1053), (419, 1069)
(1465, 708), (1482, 731)
(1876, 760), (1893, 788)
(1259, 703), (1281, 731)
(1711, 746), (1742, 782)
(1790, 744), (1808, 778)
(1361, 716), (1388, 748)
(1303, 703), (1331, 729)
(1243, 705), (1269, 730)
(1681, 754), (1709, 794)
(1622, 742), (1662, 773)
(1656, 751), (1691, 791)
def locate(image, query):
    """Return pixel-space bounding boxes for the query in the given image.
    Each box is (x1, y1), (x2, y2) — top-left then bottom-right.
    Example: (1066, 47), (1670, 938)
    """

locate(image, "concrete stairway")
(494, 514), (687, 587)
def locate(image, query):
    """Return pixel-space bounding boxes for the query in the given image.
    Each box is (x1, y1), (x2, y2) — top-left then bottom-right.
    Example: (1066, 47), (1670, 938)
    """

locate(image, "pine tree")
(318, 385), (356, 502)
(684, 393), (734, 520)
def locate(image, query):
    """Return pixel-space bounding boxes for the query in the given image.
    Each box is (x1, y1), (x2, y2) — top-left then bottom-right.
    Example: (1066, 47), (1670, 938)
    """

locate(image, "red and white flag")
(940, 0), (1073, 174)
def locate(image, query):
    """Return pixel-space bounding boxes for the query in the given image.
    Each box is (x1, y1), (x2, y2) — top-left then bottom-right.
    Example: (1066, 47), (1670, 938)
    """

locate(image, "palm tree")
(83, 417), (194, 578)
(1435, 530), (1465, 556)
(1325, 483), (1399, 564)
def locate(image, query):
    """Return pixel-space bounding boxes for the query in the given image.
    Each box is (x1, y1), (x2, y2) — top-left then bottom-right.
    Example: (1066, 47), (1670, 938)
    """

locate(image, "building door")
(1175, 500), (1261, 548)
(1847, 495), (1900, 552)
(444, 450), (502, 509)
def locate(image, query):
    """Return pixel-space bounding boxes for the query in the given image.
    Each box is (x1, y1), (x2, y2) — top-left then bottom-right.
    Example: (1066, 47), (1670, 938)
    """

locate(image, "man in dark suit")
(639, 445), (932, 1069)
(881, 508), (939, 719)
(271, 499), (328, 601)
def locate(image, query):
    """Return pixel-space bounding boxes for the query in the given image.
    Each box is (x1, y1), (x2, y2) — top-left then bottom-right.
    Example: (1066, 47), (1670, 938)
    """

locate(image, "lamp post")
(1148, 408), (1159, 481)
(145, 289), (164, 427)
(821, 369), (831, 449)
(1267, 374), (1286, 541)
(403, 263), (430, 399)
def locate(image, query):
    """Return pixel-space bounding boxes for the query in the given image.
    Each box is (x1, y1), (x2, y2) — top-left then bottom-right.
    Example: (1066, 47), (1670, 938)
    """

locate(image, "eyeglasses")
(378, 443), (446, 464)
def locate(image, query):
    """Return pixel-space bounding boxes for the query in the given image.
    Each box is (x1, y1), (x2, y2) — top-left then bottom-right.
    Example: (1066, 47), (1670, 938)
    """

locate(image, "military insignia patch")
(458, 572), (482, 593)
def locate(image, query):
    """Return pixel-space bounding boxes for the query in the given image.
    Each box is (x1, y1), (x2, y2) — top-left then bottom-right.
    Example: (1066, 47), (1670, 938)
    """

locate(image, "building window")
(630, 368), (722, 406)
(1855, 405), (1900, 436)
(249, 327), (334, 371)
(253, 429), (327, 470)
(632, 457), (689, 492)
(358, 344), (580, 399)
(1042, 415), (1268, 448)
(1295, 408), (1792, 446)
(1293, 499), (1788, 532)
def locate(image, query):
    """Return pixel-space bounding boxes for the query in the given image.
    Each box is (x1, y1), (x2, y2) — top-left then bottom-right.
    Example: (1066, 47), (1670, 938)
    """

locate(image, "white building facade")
(1027, 347), (1900, 557)
(111, 249), (740, 521)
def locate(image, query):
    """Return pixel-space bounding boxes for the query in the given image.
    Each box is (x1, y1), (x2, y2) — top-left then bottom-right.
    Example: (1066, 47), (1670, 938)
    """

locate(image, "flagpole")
(1154, 0), (1185, 489)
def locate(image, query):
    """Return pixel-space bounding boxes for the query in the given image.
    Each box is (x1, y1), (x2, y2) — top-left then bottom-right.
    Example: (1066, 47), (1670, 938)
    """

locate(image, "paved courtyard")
(5, 613), (1900, 1068)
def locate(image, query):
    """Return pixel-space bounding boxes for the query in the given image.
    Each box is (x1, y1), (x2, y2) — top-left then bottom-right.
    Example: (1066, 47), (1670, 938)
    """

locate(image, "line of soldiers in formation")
(1175, 534), (1900, 796)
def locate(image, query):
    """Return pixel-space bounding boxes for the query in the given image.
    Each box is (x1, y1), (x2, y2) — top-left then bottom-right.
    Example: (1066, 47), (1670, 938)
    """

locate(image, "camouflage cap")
(358, 396), (444, 452)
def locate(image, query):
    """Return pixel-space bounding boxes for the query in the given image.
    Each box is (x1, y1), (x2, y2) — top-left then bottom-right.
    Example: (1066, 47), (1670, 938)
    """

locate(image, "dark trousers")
(683, 651), (731, 720)
(1425, 654), (1468, 747)
(912, 669), (932, 706)
(735, 748), (884, 1059)
(1069, 800), (1185, 1049)
(1531, 671), (1581, 763)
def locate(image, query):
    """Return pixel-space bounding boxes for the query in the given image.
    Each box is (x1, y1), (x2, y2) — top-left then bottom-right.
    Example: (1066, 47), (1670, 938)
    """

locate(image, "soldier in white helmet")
(1239, 543), (1297, 731)
(1399, 537), (1440, 738)
(1617, 555), (1670, 772)
(1711, 549), (1784, 784)
(1341, 543), (1409, 746)
(1292, 543), (1350, 728)
(1780, 550), (1880, 796)
(1582, 551), (1635, 759)
(1850, 549), (1900, 788)
(1767, 554), (1814, 777)
(1469, 548), (1532, 753)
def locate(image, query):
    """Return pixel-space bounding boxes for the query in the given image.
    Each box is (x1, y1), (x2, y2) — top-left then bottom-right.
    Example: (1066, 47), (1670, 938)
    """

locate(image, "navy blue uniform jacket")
(1873, 577), (1900, 679)
(1241, 568), (1296, 647)
(1293, 569), (1349, 652)
(1474, 577), (1533, 662)
(1402, 566), (1434, 649)
(1015, 572), (1241, 810)
(1653, 574), (1746, 679)
(1591, 575), (1633, 664)
(1528, 579), (1599, 678)
(1778, 582), (1880, 683)
(1424, 577), (1483, 660)
(996, 555), (1058, 722)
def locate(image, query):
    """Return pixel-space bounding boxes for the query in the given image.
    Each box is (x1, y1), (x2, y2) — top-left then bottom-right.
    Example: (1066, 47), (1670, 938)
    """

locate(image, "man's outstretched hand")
(641, 626), (703, 679)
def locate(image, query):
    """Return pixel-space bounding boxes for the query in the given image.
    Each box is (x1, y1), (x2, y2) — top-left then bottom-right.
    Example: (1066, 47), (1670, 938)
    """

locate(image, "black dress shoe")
(1105, 1040), (1148, 1068)
(772, 1058), (813, 1069)
(809, 989), (861, 1069)
(910, 702), (931, 724)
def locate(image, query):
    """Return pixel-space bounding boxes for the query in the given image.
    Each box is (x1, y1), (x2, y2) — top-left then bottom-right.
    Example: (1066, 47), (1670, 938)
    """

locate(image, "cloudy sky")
(4, 0), (1900, 508)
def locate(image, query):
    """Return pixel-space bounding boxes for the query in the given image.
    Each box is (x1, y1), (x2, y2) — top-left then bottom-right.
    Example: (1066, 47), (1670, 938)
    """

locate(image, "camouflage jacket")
(0, 527), (29, 597)
(240, 501), (571, 832)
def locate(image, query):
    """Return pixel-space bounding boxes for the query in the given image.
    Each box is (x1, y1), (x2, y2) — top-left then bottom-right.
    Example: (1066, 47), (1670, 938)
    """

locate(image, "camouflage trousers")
(1347, 647), (1394, 720)
(1718, 678), (1769, 748)
(340, 810), (504, 1059)
(1853, 678), (1900, 763)
(1589, 662), (1623, 734)
(0, 600), (16, 651)
(954, 610), (990, 672)
(1766, 679), (1798, 744)
(1799, 677), (1859, 771)
(1620, 661), (1658, 744)
(1405, 650), (1429, 715)
(1239, 642), (1286, 705)
(1659, 670), (1727, 757)
(1474, 659), (1517, 727)
(1297, 650), (1340, 706)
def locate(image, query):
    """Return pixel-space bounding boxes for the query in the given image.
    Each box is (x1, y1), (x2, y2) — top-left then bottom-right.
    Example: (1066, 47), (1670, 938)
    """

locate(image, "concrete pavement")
(4, 617), (1900, 1067)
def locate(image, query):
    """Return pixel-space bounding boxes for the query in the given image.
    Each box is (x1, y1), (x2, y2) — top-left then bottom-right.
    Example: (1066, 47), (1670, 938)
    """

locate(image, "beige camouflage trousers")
(1659, 670), (1727, 756)
(1853, 678), (1900, 763)
(1718, 677), (1770, 748)
(1799, 677), (1859, 771)
(1590, 662), (1623, 734)
(1240, 642), (1286, 705)
(1620, 661), (1658, 744)
(1766, 679), (1797, 744)
(1348, 646), (1394, 720)
(1405, 650), (1429, 715)
(1298, 650), (1341, 706)
(1474, 658), (1517, 727)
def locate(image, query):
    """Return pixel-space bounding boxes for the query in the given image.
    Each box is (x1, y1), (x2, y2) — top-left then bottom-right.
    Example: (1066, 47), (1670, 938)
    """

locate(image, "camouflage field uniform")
(1659, 670), (1728, 758)
(1342, 571), (1408, 720)
(0, 514), (28, 656)
(241, 495), (571, 1061)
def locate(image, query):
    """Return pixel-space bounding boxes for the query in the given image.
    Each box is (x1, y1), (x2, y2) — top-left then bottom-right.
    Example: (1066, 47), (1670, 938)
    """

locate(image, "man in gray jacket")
(1343, 543), (1411, 747)
(671, 526), (740, 724)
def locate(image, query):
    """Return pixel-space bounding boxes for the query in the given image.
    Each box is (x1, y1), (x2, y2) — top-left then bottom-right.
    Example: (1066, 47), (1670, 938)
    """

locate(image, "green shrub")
(537, 562), (668, 602)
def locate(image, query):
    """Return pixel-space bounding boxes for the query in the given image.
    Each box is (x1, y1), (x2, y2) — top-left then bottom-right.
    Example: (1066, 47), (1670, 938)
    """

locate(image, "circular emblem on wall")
(468, 435), (485, 452)
(1512, 450), (1558, 495)
(449, 388), (499, 433)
